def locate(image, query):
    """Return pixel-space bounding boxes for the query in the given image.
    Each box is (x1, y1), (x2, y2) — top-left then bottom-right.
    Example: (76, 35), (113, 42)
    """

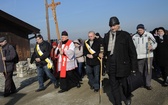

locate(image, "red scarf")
(60, 40), (72, 78)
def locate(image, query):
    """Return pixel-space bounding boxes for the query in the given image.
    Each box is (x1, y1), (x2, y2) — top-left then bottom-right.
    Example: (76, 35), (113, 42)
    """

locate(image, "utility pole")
(44, 0), (51, 43)
(48, 0), (61, 40)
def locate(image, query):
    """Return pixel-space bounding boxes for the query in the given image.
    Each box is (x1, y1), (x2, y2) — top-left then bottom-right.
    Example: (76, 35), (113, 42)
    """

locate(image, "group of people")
(0, 16), (167, 105)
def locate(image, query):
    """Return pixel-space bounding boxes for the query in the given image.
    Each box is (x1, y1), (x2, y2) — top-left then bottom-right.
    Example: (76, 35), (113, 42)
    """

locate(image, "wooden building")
(0, 10), (40, 61)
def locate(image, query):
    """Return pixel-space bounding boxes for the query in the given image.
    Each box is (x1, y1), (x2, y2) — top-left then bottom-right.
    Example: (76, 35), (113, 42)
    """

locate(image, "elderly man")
(55, 31), (81, 93)
(132, 24), (157, 90)
(83, 31), (101, 92)
(102, 17), (138, 105)
(0, 37), (17, 97)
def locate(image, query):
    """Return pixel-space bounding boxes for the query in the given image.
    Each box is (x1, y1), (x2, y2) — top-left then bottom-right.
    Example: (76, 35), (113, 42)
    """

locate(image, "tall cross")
(44, 0), (51, 42)
(48, 0), (61, 40)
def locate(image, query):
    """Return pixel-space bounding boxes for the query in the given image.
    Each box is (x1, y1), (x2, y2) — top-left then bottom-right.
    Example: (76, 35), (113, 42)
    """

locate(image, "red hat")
(52, 42), (57, 46)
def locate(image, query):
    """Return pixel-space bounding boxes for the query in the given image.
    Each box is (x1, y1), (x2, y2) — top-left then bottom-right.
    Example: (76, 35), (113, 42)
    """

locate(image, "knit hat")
(52, 42), (57, 47)
(109, 16), (120, 27)
(0, 37), (6, 43)
(61, 31), (68, 36)
(137, 24), (145, 30)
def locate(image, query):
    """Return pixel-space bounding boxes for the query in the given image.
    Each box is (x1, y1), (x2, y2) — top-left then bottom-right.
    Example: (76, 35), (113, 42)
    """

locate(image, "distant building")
(0, 10), (40, 61)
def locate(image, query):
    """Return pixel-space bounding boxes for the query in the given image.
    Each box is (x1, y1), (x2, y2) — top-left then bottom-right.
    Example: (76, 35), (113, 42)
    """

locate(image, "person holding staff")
(0, 37), (17, 97)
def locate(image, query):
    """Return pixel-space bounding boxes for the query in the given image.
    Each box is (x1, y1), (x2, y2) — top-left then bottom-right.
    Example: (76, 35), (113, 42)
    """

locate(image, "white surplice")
(55, 41), (78, 71)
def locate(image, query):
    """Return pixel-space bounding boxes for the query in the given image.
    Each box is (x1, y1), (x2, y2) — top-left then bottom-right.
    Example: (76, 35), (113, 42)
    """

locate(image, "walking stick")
(99, 57), (103, 104)
(0, 46), (7, 75)
(147, 38), (151, 74)
(99, 45), (104, 104)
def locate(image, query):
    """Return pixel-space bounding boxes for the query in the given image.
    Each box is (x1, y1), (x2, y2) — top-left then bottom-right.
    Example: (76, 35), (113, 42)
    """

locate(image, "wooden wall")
(0, 32), (30, 61)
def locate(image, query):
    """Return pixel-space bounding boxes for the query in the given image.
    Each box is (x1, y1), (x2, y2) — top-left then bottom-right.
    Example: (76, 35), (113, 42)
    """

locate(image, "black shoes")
(35, 88), (45, 92)
(3, 89), (17, 97)
(146, 86), (153, 90)
(162, 82), (168, 87)
(90, 86), (94, 90)
(76, 83), (81, 88)
(3, 93), (11, 97)
(58, 89), (67, 93)
(54, 82), (59, 89)
(94, 89), (99, 92)
(125, 98), (132, 105)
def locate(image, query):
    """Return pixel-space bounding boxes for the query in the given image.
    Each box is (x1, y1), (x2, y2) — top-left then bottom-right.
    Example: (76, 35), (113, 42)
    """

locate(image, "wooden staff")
(0, 47), (7, 75)
(99, 58), (103, 104)
(147, 38), (151, 74)
(99, 44), (104, 104)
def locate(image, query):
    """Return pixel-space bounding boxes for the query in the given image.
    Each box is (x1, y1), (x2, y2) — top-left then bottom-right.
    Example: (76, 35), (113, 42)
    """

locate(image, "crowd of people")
(0, 16), (168, 105)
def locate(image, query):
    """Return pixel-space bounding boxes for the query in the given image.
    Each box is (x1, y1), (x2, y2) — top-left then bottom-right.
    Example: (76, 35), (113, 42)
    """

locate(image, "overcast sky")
(1, 0), (168, 42)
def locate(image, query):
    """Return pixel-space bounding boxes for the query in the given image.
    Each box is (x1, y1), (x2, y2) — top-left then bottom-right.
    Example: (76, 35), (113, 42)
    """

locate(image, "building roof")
(0, 10), (40, 35)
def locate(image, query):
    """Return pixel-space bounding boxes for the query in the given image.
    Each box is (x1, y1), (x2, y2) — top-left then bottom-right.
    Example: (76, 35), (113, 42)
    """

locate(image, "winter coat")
(74, 46), (84, 63)
(83, 38), (101, 66)
(104, 30), (138, 77)
(31, 41), (51, 67)
(0, 43), (16, 72)
(155, 34), (168, 67)
(132, 31), (157, 59)
(74, 39), (84, 63)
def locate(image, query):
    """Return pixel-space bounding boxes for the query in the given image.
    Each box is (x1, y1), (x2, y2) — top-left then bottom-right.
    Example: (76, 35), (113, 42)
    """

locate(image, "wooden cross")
(44, 0), (51, 42)
(48, 0), (61, 40)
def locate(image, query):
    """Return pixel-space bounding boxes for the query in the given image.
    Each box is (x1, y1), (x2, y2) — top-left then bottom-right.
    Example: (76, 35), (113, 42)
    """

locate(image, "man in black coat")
(0, 37), (17, 97)
(31, 35), (58, 92)
(101, 17), (138, 105)
(83, 31), (101, 92)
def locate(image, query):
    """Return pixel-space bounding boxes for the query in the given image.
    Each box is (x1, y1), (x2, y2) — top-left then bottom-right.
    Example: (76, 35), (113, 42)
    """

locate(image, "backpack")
(13, 50), (19, 64)
(8, 45), (19, 64)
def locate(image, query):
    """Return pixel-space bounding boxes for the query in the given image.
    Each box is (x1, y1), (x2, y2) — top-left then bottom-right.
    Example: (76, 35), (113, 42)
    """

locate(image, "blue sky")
(0, 0), (168, 41)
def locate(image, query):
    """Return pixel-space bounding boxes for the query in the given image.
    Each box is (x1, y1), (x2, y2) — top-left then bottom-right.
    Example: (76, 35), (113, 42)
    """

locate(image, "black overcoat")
(103, 30), (138, 77)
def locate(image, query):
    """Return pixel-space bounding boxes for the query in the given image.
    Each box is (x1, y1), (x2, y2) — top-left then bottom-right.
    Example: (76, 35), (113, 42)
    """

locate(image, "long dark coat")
(103, 30), (138, 77)
(155, 35), (168, 67)
(0, 44), (16, 72)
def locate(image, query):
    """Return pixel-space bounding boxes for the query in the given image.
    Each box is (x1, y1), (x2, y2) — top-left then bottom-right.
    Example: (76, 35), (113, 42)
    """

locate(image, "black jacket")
(104, 30), (138, 77)
(0, 44), (16, 72)
(155, 35), (168, 67)
(31, 41), (51, 67)
(83, 38), (101, 66)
